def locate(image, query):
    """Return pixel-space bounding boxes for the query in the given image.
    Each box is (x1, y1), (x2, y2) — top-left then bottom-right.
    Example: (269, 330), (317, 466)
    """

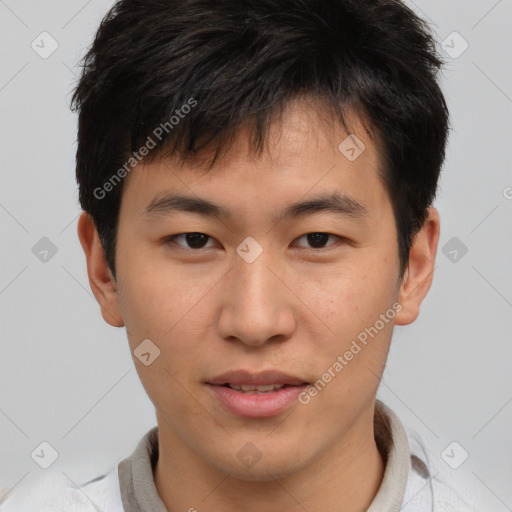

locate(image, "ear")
(395, 207), (440, 326)
(77, 212), (124, 328)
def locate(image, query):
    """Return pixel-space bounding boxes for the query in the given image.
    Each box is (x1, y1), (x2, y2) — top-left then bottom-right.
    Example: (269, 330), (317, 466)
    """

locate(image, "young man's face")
(79, 99), (438, 481)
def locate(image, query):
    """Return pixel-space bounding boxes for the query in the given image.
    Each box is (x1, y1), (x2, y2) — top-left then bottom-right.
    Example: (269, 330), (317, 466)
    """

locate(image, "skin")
(78, 98), (440, 512)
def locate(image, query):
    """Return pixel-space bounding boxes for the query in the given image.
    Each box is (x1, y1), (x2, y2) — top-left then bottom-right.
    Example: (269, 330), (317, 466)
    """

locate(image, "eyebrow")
(142, 191), (367, 223)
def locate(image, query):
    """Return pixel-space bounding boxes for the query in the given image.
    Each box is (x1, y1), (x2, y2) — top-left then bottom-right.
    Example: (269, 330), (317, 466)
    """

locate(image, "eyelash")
(165, 232), (344, 252)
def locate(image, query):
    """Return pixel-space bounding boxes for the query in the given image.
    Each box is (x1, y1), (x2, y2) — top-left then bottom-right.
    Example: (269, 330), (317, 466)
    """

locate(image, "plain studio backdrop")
(0, 0), (511, 509)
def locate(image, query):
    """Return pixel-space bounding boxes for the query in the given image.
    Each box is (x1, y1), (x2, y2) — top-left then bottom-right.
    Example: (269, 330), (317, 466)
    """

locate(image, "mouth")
(217, 383), (307, 393)
(205, 369), (310, 417)
(206, 369), (309, 390)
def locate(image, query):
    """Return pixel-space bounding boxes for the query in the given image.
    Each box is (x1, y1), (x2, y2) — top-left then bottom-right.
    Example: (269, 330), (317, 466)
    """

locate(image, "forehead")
(119, 98), (387, 221)
(187, 98), (381, 177)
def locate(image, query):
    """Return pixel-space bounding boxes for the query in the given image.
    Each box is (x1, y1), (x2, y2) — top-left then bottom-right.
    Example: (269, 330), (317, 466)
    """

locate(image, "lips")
(206, 372), (310, 417)
(225, 383), (287, 393)
(207, 369), (309, 387)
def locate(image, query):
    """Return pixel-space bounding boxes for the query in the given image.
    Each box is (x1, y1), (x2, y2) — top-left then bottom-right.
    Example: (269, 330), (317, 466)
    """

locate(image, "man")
(3, 0), (481, 510)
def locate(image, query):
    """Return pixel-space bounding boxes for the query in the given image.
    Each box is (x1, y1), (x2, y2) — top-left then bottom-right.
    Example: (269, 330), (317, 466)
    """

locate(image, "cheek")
(116, 253), (213, 370)
(117, 247), (178, 329)
(300, 271), (397, 409)
(117, 270), (206, 412)
(301, 258), (398, 338)
(296, 264), (399, 403)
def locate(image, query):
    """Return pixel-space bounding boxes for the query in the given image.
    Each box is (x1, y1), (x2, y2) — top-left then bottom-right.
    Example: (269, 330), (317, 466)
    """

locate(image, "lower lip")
(206, 384), (307, 418)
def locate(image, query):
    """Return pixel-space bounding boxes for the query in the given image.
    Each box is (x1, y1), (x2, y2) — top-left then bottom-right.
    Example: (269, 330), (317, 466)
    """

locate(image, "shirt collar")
(118, 400), (414, 512)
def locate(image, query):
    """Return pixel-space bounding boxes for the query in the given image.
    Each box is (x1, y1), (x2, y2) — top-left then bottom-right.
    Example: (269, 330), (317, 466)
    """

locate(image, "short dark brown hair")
(71, 0), (450, 279)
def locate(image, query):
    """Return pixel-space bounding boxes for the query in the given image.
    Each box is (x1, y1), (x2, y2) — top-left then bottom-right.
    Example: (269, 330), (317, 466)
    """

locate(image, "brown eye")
(294, 233), (341, 250)
(168, 233), (215, 250)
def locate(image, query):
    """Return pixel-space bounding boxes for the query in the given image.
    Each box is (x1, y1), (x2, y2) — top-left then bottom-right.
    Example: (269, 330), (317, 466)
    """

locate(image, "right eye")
(165, 232), (218, 250)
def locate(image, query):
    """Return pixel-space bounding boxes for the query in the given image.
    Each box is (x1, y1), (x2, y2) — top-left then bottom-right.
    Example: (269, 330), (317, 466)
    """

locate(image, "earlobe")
(395, 207), (440, 326)
(77, 212), (124, 328)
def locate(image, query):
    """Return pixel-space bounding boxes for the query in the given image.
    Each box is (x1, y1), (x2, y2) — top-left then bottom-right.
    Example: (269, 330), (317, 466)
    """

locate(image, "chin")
(207, 446), (312, 482)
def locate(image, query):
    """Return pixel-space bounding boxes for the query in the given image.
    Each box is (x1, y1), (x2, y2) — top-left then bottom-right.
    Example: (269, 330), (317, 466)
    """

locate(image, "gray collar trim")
(367, 401), (412, 511)
(118, 401), (412, 512)
(118, 427), (166, 512)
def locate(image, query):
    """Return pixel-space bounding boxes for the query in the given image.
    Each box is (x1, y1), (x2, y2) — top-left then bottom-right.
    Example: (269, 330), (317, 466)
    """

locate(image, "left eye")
(293, 232), (342, 250)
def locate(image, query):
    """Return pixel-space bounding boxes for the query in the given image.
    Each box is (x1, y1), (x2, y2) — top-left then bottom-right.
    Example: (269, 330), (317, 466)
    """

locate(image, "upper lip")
(207, 370), (309, 386)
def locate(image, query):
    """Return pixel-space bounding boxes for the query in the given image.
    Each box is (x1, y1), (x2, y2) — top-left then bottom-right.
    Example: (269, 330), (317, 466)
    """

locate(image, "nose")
(217, 251), (297, 347)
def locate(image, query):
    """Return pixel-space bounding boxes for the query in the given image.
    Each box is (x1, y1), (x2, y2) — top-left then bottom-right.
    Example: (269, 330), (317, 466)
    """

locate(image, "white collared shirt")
(0, 401), (482, 511)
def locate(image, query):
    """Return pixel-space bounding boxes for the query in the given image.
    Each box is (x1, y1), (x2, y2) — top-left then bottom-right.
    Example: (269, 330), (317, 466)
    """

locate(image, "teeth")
(228, 384), (286, 392)
(258, 385), (280, 392)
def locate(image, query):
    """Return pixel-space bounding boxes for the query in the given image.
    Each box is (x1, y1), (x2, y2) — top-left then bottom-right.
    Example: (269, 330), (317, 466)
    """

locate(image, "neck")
(154, 403), (385, 512)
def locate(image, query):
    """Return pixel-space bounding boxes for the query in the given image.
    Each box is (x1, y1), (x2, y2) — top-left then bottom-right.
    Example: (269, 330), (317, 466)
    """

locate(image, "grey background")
(0, 0), (511, 509)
